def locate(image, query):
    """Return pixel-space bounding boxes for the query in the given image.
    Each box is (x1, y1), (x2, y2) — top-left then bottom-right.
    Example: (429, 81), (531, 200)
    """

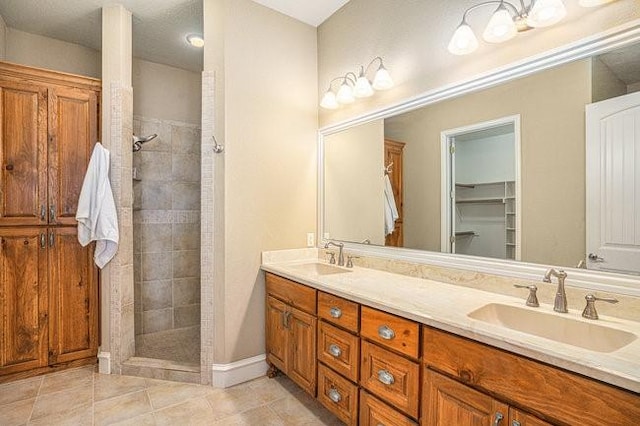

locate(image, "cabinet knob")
(377, 369), (395, 385)
(5, 164), (13, 171)
(493, 412), (504, 426)
(378, 325), (395, 340)
(329, 307), (342, 319)
(328, 387), (342, 403)
(328, 344), (342, 358)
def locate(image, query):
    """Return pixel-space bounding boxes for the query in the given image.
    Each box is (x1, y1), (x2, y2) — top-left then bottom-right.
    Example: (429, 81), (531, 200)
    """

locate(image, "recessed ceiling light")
(186, 34), (205, 48)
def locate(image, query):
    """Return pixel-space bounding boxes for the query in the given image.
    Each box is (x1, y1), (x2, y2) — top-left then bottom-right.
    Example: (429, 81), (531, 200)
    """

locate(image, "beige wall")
(133, 59), (201, 125)
(0, 14), (6, 60)
(318, 0), (640, 127)
(203, 0), (318, 364)
(325, 120), (385, 245)
(6, 28), (101, 78)
(384, 59), (591, 267)
(592, 56), (627, 102)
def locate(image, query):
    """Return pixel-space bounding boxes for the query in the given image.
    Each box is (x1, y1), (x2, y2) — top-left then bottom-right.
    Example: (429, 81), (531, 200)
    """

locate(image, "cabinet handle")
(329, 307), (342, 318)
(378, 325), (395, 340)
(282, 311), (291, 329)
(493, 412), (504, 426)
(328, 344), (342, 357)
(49, 231), (54, 247)
(512, 421), (521, 426)
(40, 233), (46, 249)
(49, 204), (56, 222)
(40, 205), (46, 221)
(328, 387), (342, 403)
(377, 369), (395, 385)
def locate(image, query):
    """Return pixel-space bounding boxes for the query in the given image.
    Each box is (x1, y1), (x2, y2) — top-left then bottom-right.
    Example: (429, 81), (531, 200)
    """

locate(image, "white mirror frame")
(318, 19), (640, 297)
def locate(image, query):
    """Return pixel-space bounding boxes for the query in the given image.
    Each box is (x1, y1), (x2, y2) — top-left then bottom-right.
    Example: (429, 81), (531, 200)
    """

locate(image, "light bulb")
(336, 81), (355, 104)
(320, 90), (339, 109)
(527, 0), (567, 28)
(579, 0), (615, 6)
(186, 34), (205, 47)
(354, 71), (374, 98)
(483, 4), (517, 43)
(372, 66), (393, 90)
(448, 21), (479, 55)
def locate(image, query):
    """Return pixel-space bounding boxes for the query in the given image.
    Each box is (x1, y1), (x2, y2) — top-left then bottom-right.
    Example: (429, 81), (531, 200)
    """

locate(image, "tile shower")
(133, 116), (201, 366)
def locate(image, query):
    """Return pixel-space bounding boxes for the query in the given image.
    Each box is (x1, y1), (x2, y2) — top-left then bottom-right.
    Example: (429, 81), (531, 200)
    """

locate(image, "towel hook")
(212, 135), (224, 154)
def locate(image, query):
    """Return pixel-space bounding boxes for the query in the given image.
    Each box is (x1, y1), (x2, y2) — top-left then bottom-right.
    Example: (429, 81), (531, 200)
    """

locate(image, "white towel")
(76, 143), (119, 269)
(383, 174), (399, 236)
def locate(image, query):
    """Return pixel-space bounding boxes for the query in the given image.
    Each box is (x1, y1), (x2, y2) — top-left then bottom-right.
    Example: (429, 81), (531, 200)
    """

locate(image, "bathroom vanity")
(262, 251), (640, 426)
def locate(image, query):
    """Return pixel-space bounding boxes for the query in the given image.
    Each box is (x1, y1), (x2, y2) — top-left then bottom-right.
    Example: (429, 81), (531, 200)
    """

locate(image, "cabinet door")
(510, 409), (553, 426)
(48, 87), (97, 226)
(384, 139), (404, 247)
(48, 227), (98, 364)
(288, 306), (317, 396)
(0, 228), (48, 375)
(0, 80), (48, 226)
(266, 296), (288, 372)
(422, 370), (508, 426)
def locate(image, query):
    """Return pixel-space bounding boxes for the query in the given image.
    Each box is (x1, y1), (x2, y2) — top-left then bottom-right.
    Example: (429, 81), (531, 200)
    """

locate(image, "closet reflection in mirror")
(322, 41), (640, 273)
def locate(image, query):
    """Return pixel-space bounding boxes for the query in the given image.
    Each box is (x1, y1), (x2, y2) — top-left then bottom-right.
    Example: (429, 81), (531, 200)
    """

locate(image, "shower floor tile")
(135, 326), (201, 365)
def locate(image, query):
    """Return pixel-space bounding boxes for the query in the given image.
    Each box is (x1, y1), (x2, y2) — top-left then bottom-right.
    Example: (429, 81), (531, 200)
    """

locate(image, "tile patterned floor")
(135, 326), (201, 366)
(0, 366), (343, 426)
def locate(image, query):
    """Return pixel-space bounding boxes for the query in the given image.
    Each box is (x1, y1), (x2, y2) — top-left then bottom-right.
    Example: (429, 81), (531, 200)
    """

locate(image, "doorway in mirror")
(441, 116), (521, 261)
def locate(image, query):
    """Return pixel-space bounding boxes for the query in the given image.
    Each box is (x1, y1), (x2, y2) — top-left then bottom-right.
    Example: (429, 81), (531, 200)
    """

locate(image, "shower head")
(132, 134), (158, 152)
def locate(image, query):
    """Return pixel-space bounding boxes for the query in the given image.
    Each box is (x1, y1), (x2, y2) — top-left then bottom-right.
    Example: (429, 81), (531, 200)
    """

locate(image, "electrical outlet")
(306, 233), (315, 247)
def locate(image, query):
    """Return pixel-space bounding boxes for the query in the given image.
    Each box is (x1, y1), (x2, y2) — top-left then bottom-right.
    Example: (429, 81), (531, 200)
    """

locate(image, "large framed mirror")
(319, 23), (640, 292)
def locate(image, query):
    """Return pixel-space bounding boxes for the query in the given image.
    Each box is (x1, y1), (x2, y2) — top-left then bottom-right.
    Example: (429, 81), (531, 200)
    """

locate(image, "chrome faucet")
(324, 241), (345, 266)
(543, 268), (568, 313)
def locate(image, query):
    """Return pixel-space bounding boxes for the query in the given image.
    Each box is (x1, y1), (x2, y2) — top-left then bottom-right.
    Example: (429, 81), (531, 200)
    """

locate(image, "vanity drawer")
(318, 291), (359, 333)
(318, 321), (359, 382)
(360, 340), (420, 419)
(360, 390), (417, 426)
(361, 306), (419, 359)
(422, 326), (640, 426)
(265, 273), (316, 314)
(317, 363), (359, 426)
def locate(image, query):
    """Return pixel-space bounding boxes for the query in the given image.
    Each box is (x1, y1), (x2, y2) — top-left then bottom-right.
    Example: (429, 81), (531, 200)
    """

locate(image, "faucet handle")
(326, 251), (336, 264)
(346, 255), (360, 268)
(513, 284), (539, 307)
(582, 294), (619, 320)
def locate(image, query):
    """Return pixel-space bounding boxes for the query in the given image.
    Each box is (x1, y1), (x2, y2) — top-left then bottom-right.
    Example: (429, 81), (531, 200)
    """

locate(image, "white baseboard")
(211, 354), (268, 388)
(98, 351), (111, 374)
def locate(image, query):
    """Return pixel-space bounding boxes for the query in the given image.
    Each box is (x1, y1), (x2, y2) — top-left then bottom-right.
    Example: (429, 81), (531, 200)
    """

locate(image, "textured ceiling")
(0, 0), (203, 72)
(0, 0), (348, 73)
(598, 42), (640, 85)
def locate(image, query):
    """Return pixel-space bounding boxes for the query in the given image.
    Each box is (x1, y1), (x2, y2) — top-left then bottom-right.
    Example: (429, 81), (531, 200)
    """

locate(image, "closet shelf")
(506, 243), (516, 247)
(456, 197), (505, 204)
(455, 231), (478, 237)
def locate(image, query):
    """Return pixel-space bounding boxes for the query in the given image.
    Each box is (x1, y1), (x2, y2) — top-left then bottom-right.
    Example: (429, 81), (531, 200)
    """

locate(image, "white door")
(586, 91), (640, 275)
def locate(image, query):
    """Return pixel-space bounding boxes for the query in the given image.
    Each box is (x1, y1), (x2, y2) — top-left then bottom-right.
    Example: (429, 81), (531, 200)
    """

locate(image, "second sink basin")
(468, 303), (637, 353)
(287, 262), (352, 276)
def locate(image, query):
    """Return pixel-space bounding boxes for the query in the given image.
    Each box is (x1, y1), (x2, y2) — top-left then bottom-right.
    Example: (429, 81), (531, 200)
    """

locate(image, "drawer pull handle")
(378, 325), (395, 340)
(328, 344), (342, 357)
(329, 307), (342, 318)
(493, 412), (504, 426)
(328, 387), (342, 403)
(512, 421), (521, 426)
(377, 369), (395, 385)
(49, 204), (56, 223)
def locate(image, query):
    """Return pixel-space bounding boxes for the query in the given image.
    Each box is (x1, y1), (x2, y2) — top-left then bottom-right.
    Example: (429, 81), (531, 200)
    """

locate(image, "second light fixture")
(320, 57), (393, 109)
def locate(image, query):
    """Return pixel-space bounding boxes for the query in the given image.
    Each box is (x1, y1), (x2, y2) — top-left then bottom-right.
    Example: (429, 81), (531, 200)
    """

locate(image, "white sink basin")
(286, 262), (352, 275)
(468, 303), (637, 353)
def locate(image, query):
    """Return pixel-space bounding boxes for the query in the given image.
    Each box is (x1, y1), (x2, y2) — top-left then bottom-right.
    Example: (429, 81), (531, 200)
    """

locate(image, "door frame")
(440, 115), (522, 260)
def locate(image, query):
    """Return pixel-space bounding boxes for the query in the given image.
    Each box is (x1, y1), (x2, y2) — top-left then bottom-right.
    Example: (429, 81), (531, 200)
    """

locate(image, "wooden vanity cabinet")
(265, 273), (317, 396)
(421, 326), (640, 426)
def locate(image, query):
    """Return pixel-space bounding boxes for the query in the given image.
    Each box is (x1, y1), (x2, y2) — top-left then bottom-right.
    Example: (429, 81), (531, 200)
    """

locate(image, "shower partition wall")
(133, 116), (202, 366)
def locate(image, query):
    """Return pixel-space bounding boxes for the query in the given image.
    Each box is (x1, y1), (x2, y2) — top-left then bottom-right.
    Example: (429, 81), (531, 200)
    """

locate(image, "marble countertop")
(261, 249), (640, 393)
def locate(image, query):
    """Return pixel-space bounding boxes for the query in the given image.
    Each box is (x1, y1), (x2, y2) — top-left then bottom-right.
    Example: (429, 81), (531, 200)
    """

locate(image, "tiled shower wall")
(133, 116), (202, 336)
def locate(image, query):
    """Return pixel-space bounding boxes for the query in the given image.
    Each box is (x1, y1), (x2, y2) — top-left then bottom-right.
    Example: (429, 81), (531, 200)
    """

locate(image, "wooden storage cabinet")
(265, 274), (317, 396)
(360, 390), (418, 426)
(422, 326), (640, 426)
(0, 62), (100, 381)
(318, 291), (359, 332)
(361, 306), (419, 359)
(317, 363), (359, 425)
(318, 321), (359, 382)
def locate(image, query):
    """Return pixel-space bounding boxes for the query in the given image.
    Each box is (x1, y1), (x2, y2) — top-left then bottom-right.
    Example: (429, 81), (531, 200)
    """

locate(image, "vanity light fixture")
(186, 34), (205, 48)
(448, 0), (570, 55)
(320, 57), (393, 109)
